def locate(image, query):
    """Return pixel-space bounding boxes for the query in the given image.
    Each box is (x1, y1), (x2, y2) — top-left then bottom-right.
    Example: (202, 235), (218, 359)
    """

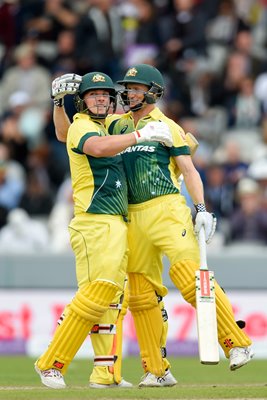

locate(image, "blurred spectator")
(0, 205), (8, 229)
(221, 140), (249, 187)
(247, 150), (267, 210)
(0, 0), (18, 74)
(0, 141), (25, 216)
(226, 177), (267, 244)
(205, 0), (249, 73)
(18, 167), (54, 217)
(48, 176), (73, 253)
(162, 0), (208, 61)
(43, 107), (70, 188)
(74, 0), (123, 79)
(0, 90), (46, 167)
(233, 29), (266, 77)
(228, 75), (262, 128)
(0, 137), (26, 182)
(0, 208), (49, 253)
(209, 50), (252, 125)
(50, 29), (77, 73)
(23, 0), (79, 51)
(254, 72), (267, 116)
(0, 158), (25, 212)
(122, 0), (162, 67)
(159, 0), (209, 112)
(204, 161), (234, 221)
(0, 42), (51, 117)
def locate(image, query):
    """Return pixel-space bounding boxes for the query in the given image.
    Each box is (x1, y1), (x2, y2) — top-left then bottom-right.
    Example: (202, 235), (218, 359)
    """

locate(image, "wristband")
(194, 203), (206, 212)
(133, 130), (141, 142)
(53, 98), (64, 107)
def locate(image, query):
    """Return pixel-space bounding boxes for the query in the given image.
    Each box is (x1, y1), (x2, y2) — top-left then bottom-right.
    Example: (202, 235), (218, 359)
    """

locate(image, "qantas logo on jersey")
(120, 145), (156, 154)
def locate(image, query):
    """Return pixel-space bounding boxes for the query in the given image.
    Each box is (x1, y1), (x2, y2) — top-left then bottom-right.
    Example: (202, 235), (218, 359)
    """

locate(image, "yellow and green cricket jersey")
(67, 113), (128, 216)
(106, 108), (190, 204)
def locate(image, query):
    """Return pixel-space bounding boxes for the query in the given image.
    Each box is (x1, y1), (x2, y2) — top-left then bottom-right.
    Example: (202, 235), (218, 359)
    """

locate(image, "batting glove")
(194, 204), (217, 244)
(133, 121), (173, 147)
(51, 73), (82, 106)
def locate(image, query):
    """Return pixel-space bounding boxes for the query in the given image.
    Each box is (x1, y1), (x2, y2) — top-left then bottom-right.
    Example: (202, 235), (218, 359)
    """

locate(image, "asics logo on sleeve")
(120, 126), (128, 134)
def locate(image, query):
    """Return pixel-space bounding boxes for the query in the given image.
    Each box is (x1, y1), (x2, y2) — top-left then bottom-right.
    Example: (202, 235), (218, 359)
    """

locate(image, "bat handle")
(198, 226), (208, 270)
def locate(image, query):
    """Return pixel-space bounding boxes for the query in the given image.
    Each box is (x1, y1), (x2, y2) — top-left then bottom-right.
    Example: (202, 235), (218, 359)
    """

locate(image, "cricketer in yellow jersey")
(34, 71), (174, 390)
(50, 73), (178, 388)
(111, 63), (253, 386)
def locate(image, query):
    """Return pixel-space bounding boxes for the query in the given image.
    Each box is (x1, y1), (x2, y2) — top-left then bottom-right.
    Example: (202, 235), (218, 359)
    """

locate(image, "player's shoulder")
(70, 113), (98, 133)
(106, 113), (122, 125)
(106, 112), (125, 134)
(154, 109), (185, 137)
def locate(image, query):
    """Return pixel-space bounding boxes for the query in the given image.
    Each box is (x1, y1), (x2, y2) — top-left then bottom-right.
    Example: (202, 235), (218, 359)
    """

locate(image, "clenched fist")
(51, 73), (82, 100)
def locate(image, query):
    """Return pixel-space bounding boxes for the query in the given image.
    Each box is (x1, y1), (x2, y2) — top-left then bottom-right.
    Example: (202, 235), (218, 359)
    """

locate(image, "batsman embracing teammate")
(49, 64), (254, 388)
(50, 72), (179, 389)
(34, 71), (174, 389)
(113, 64), (253, 386)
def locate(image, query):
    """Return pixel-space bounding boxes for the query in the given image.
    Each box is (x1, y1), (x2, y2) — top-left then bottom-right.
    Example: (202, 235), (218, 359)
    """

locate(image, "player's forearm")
(83, 133), (137, 157)
(53, 106), (71, 143)
(183, 168), (205, 206)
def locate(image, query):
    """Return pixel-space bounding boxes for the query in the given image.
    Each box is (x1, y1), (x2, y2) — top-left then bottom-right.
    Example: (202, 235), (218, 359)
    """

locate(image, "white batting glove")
(194, 204), (217, 244)
(51, 73), (82, 106)
(133, 121), (173, 147)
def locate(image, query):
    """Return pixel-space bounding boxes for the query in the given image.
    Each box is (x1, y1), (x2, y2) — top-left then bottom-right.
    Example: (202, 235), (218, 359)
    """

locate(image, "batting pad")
(214, 284), (252, 357)
(91, 308), (118, 356)
(90, 307), (119, 385)
(170, 261), (252, 357)
(90, 283), (129, 385)
(128, 273), (165, 377)
(36, 280), (118, 374)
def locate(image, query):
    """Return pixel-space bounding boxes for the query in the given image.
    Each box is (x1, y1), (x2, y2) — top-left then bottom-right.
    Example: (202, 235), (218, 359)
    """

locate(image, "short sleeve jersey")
(106, 108), (190, 204)
(67, 113), (128, 216)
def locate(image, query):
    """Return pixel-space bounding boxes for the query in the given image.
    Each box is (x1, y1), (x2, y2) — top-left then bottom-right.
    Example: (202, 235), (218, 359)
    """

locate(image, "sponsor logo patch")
(120, 126), (128, 134)
(200, 270), (211, 297)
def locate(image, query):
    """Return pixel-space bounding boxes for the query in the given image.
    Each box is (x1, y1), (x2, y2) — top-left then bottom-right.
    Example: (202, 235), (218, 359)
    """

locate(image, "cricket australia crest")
(126, 68), (138, 77)
(92, 74), (106, 82)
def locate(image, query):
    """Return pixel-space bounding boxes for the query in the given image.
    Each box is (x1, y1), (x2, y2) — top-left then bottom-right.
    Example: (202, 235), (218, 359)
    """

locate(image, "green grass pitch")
(0, 356), (266, 399)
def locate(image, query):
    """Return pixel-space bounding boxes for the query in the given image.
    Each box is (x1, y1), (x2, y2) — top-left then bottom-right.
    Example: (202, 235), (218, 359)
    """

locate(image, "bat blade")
(195, 269), (220, 364)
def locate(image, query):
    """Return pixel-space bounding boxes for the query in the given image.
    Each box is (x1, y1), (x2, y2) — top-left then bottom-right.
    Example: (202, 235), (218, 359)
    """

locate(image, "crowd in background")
(0, 0), (267, 253)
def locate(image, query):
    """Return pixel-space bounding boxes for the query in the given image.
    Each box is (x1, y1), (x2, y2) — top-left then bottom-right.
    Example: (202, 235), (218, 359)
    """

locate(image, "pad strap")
(94, 355), (117, 366)
(109, 303), (122, 310)
(90, 324), (116, 334)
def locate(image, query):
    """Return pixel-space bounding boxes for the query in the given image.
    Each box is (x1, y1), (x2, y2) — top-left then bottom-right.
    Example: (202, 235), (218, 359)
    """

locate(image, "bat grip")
(198, 226), (208, 270)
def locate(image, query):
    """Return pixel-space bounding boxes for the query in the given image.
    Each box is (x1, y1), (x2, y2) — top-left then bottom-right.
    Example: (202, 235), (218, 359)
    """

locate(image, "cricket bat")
(195, 226), (220, 364)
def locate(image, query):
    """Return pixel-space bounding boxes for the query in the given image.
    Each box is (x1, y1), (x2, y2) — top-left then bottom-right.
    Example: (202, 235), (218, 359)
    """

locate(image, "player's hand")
(194, 207), (217, 244)
(133, 121), (173, 147)
(51, 73), (82, 100)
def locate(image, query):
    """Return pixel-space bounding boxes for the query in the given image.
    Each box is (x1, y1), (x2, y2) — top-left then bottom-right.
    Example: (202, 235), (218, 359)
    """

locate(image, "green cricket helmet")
(75, 72), (117, 118)
(117, 64), (164, 111)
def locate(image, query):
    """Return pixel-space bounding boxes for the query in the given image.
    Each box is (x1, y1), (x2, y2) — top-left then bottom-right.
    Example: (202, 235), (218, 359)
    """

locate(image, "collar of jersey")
(120, 107), (164, 122)
(74, 112), (105, 125)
